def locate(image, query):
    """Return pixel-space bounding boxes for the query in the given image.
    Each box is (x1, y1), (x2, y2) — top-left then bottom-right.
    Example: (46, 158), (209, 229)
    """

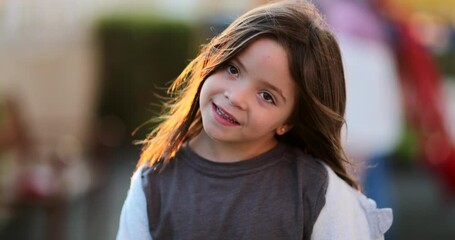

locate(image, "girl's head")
(140, 0), (358, 188)
(198, 37), (297, 156)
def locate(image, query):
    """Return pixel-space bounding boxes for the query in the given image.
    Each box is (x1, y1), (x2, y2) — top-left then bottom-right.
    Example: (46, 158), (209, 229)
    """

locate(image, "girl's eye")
(226, 64), (239, 77)
(259, 91), (276, 104)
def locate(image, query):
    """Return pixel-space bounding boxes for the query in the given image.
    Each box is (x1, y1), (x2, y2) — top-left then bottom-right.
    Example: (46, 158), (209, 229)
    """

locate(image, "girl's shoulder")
(285, 146), (393, 239)
(312, 164), (393, 240)
(116, 166), (152, 240)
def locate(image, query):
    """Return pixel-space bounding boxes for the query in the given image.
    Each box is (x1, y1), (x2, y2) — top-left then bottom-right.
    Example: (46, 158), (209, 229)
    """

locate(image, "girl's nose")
(224, 85), (249, 110)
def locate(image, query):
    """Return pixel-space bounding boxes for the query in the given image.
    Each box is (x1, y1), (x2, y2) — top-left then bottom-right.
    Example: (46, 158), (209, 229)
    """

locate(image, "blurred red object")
(17, 163), (59, 201)
(391, 9), (455, 195)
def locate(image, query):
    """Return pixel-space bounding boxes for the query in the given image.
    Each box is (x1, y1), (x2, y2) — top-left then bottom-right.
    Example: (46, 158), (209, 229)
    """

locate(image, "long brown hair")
(138, 0), (359, 189)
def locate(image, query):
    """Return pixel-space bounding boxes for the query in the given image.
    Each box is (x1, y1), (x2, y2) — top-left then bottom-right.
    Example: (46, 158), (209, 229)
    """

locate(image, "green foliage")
(95, 14), (198, 142)
(393, 123), (420, 166)
(435, 49), (455, 79)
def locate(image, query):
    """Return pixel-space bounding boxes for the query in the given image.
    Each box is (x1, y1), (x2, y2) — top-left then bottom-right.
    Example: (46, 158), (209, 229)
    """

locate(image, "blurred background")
(0, 0), (454, 239)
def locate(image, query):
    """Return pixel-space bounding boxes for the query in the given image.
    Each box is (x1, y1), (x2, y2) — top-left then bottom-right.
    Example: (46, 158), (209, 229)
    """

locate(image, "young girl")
(117, 1), (393, 239)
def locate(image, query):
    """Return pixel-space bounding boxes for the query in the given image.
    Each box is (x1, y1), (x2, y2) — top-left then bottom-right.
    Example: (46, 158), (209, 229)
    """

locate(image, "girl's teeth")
(216, 106), (238, 124)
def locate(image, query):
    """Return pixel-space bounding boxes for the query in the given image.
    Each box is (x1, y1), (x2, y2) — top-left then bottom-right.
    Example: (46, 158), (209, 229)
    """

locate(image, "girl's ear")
(276, 124), (293, 136)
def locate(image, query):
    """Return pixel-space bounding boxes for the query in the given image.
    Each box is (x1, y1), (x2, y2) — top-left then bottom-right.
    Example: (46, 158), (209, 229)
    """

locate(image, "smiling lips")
(212, 103), (240, 126)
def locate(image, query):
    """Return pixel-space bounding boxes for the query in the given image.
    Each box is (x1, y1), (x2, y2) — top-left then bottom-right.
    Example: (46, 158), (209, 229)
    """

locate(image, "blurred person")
(116, 1), (393, 239)
(318, 0), (403, 210)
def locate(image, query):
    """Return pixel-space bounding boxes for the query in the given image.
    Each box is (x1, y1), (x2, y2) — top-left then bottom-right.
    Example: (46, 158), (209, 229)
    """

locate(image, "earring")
(280, 127), (286, 134)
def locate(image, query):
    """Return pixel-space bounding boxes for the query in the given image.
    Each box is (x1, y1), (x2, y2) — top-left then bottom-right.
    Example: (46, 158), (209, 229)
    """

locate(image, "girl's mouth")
(212, 103), (240, 125)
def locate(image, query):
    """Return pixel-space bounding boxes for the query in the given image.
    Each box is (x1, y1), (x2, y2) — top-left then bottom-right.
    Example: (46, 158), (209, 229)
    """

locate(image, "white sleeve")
(116, 167), (153, 240)
(311, 166), (393, 240)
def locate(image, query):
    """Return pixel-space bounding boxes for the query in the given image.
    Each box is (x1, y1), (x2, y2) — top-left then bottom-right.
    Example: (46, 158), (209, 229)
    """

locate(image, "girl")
(117, 1), (393, 239)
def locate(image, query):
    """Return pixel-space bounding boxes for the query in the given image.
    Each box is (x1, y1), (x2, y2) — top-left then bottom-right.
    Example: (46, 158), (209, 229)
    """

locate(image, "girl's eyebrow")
(232, 57), (287, 103)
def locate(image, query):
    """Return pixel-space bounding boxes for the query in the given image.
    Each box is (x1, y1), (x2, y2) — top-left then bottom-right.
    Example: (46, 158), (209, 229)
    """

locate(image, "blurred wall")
(0, 0), (104, 165)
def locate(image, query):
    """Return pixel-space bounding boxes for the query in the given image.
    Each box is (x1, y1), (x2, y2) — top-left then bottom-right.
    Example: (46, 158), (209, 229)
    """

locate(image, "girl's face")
(198, 37), (296, 151)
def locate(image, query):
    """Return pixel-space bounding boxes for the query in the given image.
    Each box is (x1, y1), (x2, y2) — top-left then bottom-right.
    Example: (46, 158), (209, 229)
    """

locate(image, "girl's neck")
(188, 131), (278, 163)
